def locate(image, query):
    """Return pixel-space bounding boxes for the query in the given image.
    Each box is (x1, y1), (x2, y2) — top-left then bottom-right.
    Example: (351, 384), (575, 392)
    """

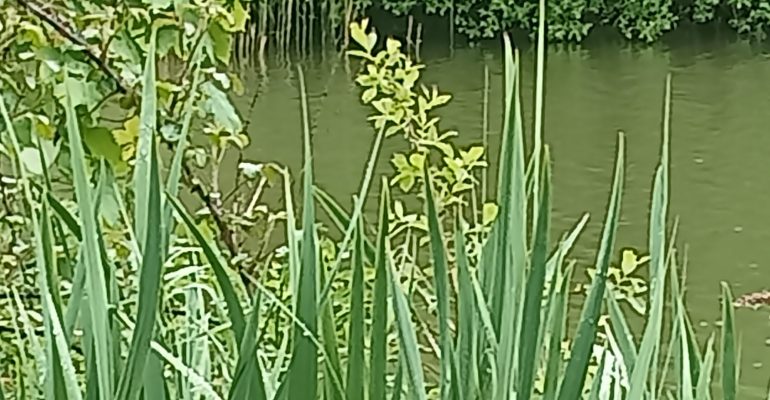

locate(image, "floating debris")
(733, 290), (770, 309)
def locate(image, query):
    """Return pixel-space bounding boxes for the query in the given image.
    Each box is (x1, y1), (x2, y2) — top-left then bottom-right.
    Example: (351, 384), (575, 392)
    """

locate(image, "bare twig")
(180, 161), (238, 256)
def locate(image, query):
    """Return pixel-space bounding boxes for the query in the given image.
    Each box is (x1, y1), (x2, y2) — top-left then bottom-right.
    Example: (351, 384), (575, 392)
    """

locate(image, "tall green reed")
(0, 4), (750, 399)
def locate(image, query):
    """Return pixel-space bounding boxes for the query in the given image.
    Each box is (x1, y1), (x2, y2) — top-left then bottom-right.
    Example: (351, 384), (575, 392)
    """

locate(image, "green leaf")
(558, 132), (625, 400)
(626, 74), (672, 400)
(156, 27), (180, 57)
(54, 79), (101, 109)
(83, 127), (126, 172)
(207, 20), (232, 64)
(491, 34), (528, 400)
(232, 0), (248, 32)
(163, 47), (203, 260)
(345, 216), (366, 400)
(695, 333), (715, 400)
(720, 283), (737, 400)
(64, 75), (114, 400)
(517, 146), (552, 400)
(142, 0), (172, 8)
(38, 200), (70, 400)
(142, 353), (168, 400)
(20, 139), (59, 175)
(115, 135), (164, 400)
(369, 180), (390, 400)
(168, 196), (246, 343)
(423, 164), (454, 399)
(605, 291), (637, 375)
(362, 87), (377, 103)
(133, 28), (158, 253)
(543, 264), (573, 399)
(287, 67), (318, 400)
(390, 257), (427, 400)
(228, 293), (267, 400)
(313, 186), (377, 271)
(454, 216), (478, 400)
(320, 264), (345, 400)
(200, 82), (242, 134)
(482, 202), (498, 226)
(350, 19), (376, 52)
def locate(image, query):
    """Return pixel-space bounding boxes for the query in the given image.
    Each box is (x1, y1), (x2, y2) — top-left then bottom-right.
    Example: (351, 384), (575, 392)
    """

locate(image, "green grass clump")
(0, 4), (751, 400)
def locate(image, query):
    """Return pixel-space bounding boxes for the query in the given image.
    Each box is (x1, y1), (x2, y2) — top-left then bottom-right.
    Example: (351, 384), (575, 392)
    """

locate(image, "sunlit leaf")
(113, 116), (140, 161)
(200, 82), (242, 134)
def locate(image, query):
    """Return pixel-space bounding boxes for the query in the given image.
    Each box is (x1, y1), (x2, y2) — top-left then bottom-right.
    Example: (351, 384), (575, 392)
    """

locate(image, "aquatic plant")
(0, 1), (757, 399)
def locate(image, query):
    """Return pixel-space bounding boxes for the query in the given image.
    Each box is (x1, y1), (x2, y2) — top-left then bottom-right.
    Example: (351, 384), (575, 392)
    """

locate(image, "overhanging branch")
(16, 0), (130, 94)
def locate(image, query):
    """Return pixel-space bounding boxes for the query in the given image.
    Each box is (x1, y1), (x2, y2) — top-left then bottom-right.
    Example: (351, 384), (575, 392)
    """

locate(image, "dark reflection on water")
(232, 25), (770, 397)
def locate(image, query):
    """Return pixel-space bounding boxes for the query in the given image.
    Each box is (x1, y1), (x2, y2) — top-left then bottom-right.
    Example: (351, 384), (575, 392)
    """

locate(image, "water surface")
(234, 26), (770, 397)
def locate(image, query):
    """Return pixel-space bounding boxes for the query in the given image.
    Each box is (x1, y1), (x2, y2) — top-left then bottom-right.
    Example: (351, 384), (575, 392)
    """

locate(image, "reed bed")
(0, 2), (754, 399)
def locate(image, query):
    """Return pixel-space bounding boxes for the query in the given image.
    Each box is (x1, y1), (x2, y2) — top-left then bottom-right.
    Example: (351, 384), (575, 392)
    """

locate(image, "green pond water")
(231, 26), (770, 398)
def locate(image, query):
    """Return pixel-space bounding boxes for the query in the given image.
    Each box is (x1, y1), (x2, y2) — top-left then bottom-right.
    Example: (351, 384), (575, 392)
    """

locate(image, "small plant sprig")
(346, 19), (497, 255)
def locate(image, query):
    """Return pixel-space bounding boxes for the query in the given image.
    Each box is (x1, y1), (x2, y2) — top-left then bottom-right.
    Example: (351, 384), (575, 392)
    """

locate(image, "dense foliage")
(239, 0), (770, 51)
(0, 0), (763, 399)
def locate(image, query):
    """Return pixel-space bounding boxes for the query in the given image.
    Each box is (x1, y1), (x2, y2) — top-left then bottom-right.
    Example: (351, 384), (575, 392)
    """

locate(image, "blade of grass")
(517, 146), (551, 400)
(319, 263), (344, 400)
(720, 282), (737, 400)
(287, 66), (318, 400)
(557, 132), (625, 400)
(113, 312), (222, 400)
(228, 292), (267, 400)
(38, 201), (68, 400)
(316, 126), (385, 310)
(115, 135), (165, 400)
(1, 92), (50, 395)
(64, 74), (114, 400)
(695, 333), (715, 400)
(369, 178), (390, 400)
(182, 266), (210, 400)
(649, 73), (673, 397)
(162, 40), (204, 260)
(10, 287), (46, 391)
(391, 355), (404, 400)
(142, 353), (168, 400)
(248, 279), (344, 398)
(586, 352), (608, 400)
(669, 251), (701, 400)
(390, 257), (427, 400)
(605, 290), (637, 374)
(545, 213), (588, 288)
(94, 163), (124, 388)
(314, 186), (376, 261)
(455, 215), (478, 400)
(423, 164), (454, 399)
(42, 282), (83, 400)
(530, 0), (546, 238)
(345, 213), (366, 400)
(543, 263), (574, 398)
(494, 34), (528, 400)
(678, 305), (695, 400)
(279, 165), (301, 313)
(133, 27), (158, 251)
(627, 75), (673, 398)
(168, 196), (245, 343)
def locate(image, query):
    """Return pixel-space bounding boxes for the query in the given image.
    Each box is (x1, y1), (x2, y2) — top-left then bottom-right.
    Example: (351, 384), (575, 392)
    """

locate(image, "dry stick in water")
(415, 22), (423, 62)
(733, 290), (770, 309)
(407, 16), (414, 57)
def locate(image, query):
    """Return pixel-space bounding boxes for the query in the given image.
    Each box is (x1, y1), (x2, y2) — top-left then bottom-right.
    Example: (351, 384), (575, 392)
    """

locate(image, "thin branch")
(180, 161), (239, 256)
(16, 0), (130, 93)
